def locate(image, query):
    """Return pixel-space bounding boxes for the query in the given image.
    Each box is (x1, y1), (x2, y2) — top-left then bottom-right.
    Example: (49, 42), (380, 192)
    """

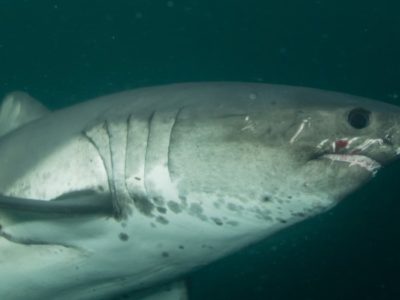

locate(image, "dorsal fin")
(0, 91), (49, 137)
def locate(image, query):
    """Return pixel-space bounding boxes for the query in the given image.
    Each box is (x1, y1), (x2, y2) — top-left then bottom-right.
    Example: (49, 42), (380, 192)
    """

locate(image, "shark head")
(282, 94), (399, 207)
(169, 84), (400, 229)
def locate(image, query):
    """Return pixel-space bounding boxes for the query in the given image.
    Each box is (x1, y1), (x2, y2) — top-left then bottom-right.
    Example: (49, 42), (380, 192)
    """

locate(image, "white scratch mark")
(331, 141), (336, 153)
(317, 139), (329, 149)
(348, 137), (359, 146)
(241, 124), (255, 132)
(354, 139), (383, 152)
(241, 115), (255, 132)
(290, 119), (309, 144)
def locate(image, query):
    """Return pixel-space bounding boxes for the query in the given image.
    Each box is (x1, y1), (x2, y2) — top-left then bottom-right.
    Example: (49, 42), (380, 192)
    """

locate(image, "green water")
(0, 1), (399, 299)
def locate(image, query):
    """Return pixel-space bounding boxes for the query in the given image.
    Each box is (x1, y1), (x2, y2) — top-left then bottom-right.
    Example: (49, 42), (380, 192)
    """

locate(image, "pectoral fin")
(0, 191), (113, 216)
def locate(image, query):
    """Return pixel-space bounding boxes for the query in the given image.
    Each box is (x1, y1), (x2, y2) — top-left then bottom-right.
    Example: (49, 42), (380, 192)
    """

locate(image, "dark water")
(0, 1), (399, 299)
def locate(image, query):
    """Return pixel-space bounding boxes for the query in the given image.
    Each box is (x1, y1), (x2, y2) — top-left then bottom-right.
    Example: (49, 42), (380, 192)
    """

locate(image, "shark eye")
(347, 108), (370, 129)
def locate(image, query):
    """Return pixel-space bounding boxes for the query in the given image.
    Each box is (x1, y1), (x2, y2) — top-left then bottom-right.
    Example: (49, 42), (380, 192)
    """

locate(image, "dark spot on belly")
(227, 203), (238, 211)
(162, 251), (169, 258)
(189, 203), (208, 221)
(119, 232), (129, 241)
(157, 207), (167, 214)
(179, 245), (185, 250)
(153, 196), (165, 206)
(212, 217), (223, 226)
(134, 177), (141, 181)
(156, 216), (169, 225)
(167, 201), (182, 213)
(134, 195), (154, 216)
(262, 196), (272, 202)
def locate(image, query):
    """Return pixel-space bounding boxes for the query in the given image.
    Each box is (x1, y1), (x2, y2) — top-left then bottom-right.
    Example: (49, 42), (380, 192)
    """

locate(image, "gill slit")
(167, 107), (184, 181)
(144, 111), (156, 200)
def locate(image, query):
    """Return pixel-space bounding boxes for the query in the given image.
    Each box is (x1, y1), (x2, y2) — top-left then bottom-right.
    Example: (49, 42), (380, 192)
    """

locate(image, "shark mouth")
(312, 138), (386, 175)
(321, 153), (381, 174)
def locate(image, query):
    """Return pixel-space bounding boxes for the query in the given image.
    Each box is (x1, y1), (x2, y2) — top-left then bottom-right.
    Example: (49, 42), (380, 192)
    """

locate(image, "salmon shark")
(0, 83), (399, 300)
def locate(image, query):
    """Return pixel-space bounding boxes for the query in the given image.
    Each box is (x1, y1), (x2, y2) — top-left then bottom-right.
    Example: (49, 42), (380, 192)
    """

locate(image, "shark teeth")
(322, 154), (381, 175)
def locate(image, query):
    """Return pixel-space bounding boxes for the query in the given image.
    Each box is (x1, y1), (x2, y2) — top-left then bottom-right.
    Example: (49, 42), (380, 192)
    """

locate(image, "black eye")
(347, 108), (371, 129)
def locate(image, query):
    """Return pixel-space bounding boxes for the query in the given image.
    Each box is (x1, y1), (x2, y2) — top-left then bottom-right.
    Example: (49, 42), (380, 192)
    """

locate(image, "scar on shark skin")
(290, 118), (310, 144)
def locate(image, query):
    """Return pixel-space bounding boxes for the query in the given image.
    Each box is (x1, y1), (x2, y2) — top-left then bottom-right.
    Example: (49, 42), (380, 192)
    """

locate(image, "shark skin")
(0, 82), (399, 299)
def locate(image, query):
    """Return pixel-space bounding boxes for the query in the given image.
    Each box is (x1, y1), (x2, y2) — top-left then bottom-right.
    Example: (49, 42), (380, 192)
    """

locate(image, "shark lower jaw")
(320, 153), (381, 175)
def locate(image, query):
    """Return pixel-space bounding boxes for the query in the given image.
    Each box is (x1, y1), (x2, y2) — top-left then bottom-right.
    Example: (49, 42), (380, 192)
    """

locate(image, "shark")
(0, 82), (399, 300)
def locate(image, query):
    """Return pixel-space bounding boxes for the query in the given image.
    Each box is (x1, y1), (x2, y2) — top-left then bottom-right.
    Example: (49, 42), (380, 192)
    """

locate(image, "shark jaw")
(322, 154), (381, 175)
(310, 137), (390, 177)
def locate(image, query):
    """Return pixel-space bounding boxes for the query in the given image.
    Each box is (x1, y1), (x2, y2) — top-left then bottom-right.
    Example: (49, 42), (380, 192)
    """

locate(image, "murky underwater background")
(0, 1), (399, 299)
